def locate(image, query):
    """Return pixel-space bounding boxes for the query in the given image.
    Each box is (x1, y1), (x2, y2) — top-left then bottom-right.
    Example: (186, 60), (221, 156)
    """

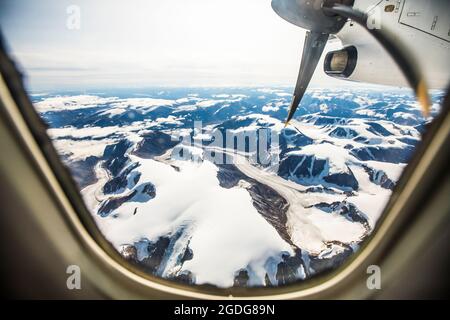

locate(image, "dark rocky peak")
(362, 165), (395, 190)
(133, 131), (179, 158)
(102, 139), (133, 176)
(351, 145), (415, 163)
(278, 154), (359, 191)
(366, 122), (393, 136)
(329, 127), (359, 139)
(311, 201), (369, 226)
(103, 161), (140, 194)
(280, 127), (313, 151)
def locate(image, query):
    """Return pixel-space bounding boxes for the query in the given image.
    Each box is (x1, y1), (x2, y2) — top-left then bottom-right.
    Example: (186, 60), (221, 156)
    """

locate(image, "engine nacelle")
(324, 46), (358, 79)
(323, 43), (409, 88)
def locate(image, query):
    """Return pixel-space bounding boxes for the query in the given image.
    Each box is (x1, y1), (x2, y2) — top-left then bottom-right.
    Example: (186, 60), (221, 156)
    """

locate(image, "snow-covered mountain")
(32, 87), (442, 288)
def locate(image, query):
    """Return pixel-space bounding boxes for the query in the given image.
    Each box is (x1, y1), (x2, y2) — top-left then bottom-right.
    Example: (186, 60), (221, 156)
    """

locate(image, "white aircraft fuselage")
(332, 0), (449, 89)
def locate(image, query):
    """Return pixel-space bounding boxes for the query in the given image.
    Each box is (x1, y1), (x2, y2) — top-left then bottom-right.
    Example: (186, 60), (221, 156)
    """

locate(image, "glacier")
(31, 87), (443, 288)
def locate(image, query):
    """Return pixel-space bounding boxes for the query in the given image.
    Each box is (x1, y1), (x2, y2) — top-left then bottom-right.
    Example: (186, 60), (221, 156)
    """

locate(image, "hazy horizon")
(0, 0), (360, 91)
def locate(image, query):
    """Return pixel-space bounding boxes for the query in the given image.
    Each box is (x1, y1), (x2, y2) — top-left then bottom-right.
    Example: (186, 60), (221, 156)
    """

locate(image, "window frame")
(0, 41), (449, 299)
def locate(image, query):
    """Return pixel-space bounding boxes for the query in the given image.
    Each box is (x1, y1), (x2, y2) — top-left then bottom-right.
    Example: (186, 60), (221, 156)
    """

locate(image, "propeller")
(272, 0), (354, 125)
(286, 31), (328, 126)
(272, 0), (430, 124)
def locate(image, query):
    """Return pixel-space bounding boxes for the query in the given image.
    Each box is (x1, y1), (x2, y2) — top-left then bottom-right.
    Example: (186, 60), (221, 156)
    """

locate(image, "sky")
(0, 0), (346, 91)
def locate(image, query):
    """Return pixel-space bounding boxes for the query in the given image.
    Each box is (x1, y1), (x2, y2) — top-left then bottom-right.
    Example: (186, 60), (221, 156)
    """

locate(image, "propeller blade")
(285, 31), (329, 125)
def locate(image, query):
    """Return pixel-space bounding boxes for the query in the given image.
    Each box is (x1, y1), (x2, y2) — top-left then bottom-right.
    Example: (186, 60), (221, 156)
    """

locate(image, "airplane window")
(29, 88), (442, 288)
(0, 0), (447, 291)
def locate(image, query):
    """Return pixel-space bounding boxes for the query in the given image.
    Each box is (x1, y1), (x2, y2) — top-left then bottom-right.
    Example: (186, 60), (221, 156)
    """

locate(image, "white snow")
(86, 157), (292, 287)
(34, 95), (118, 112)
(393, 112), (416, 120)
(48, 88), (431, 288)
(348, 165), (392, 228)
(48, 125), (121, 140)
(34, 95), (177, 114)
(287, 143), (355, 174)
(52, 139), (115, 161)
(262, 104), (280, 112)
(98, 108), (128, 117)
(155, 115), (183, 125)
(111, 98), (175, 109)
(196, 99), (224, 108)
